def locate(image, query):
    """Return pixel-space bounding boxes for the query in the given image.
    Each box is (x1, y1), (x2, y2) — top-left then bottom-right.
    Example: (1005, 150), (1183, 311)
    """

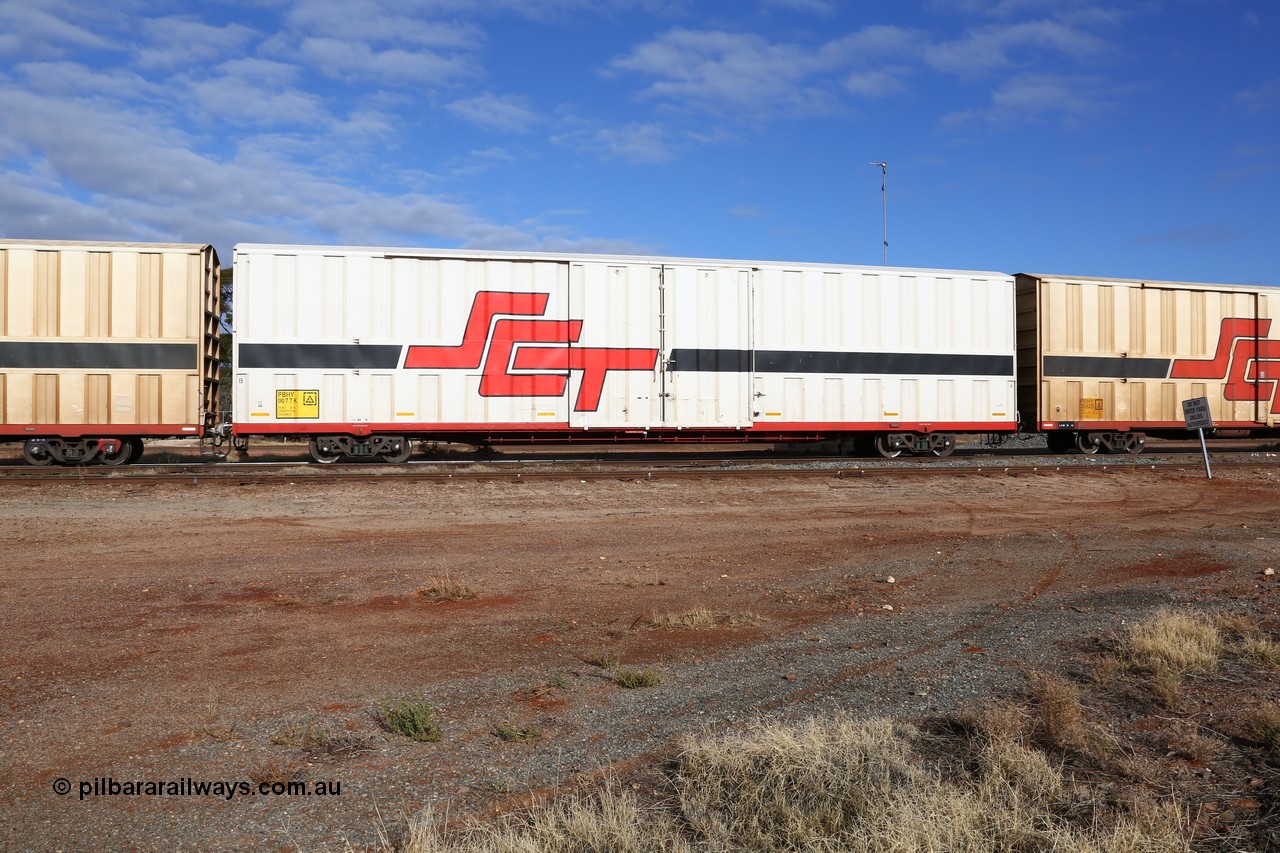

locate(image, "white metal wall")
(234, 245), (1016, 432)
(751, 267), (1015, 426)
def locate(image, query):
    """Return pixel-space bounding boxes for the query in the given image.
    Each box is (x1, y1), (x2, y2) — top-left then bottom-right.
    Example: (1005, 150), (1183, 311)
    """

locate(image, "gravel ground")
(0, 460), (1276, 851)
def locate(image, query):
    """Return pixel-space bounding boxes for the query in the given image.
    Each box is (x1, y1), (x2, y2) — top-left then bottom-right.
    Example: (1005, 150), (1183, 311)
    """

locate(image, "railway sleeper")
(307, 434), (413, 464)
(23, 437), (141, 466)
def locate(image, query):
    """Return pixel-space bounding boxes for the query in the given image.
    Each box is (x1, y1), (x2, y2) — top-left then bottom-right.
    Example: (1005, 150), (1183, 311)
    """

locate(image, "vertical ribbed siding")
(36, 251), (59, 336)
(87, 252), (111, 338)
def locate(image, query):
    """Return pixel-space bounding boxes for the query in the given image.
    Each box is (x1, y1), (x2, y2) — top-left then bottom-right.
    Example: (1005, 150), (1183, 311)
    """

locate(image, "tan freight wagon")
(1016, 273), (1278, 454)
(0, 240), (221, 464)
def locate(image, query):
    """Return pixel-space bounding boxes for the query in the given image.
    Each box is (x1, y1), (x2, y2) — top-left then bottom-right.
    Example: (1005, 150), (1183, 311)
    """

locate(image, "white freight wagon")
(232, 244), (1016, 461)
(0, 239), (221, 465)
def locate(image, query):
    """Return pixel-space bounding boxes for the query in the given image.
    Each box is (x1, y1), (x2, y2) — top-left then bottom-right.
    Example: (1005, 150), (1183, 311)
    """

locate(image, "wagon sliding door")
(661, 264), (752, 428)
(566, 262), (663, 429)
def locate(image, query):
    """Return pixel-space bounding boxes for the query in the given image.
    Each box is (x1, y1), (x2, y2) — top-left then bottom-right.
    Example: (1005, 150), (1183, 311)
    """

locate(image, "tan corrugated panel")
(138, 375), (160, 424)
(110, 251), (138, 338)
(1023, 273), (1276, 426)
(35, 250), (59, 336)
(6, 375), (32, 423)
(34, 374), (57, 423)
(57, 374), (83, 423)
(1, 241), (220, 431)
(87, 251), (111, 337)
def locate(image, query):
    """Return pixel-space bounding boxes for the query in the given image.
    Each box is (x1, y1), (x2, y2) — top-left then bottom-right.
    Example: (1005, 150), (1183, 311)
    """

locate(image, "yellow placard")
(276, 389), (320, 419)
(1080, 397), (1104, 419)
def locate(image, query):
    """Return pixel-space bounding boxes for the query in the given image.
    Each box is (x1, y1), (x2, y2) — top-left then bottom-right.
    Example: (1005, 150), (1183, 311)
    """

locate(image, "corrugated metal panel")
(568, 262), (662, 429)
(233, 245), (1018, 434)
(753, 266), (1015, 426)
(0, 242), (219, 432)
(1018, 273), (1277, 427)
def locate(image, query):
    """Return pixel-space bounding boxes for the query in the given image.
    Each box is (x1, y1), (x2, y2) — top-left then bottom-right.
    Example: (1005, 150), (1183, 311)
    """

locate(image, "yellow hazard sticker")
(276, 389), (320, 419)
(1080, 397), (1104, 419)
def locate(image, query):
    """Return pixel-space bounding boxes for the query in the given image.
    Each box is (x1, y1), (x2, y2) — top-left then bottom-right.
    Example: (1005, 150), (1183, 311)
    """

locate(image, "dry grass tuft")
(494, 722), (543, 744)
(613, 666), (661, 689)
(272, 716), (329, 749)
(1117, 609), (1222, 675)
(1247, 704), (1280, 755)
(1215, 614), (1280, 667)
(645, 607), (765, 630)
(361, 714), (1189, 853)
(648, 607), (719, 630)
(1237, 634), (1280, 667)
(379, 698), (442, 743)
(583, 648), (619, 669)
(1115, 609), (1222, 706)
(417, 575), (477, 603)
(1029, 673), (1090, 752)
(1163, 722), (1222, 765)
(249, 759), (304, 788)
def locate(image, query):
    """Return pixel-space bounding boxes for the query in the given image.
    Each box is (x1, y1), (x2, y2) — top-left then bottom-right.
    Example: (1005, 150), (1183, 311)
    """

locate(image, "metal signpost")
(1182, 396), (1214, 479)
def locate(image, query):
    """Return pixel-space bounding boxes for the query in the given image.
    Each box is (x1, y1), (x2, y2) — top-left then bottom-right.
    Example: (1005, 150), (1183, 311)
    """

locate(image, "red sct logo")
(404, 291), (659, 412)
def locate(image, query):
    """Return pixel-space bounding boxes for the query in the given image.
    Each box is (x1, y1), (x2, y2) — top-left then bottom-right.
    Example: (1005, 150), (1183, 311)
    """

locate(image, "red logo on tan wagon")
(1170, 318), (1280, 408)
(404, 291), (659, 412)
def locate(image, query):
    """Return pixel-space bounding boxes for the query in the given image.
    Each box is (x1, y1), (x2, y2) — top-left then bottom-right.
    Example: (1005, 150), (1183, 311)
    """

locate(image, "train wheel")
(99, 438), (135, 467)
(928, 433), (956, 457)
(1074, 432), (1102, 455)
(874, 434), (903, 459)
(22, 440), (53, 466)
(129, 437), (145, 462)
(308, 438), (342, 464)
(379, 438), (412, 464)
(1121, 433), (1146, 455)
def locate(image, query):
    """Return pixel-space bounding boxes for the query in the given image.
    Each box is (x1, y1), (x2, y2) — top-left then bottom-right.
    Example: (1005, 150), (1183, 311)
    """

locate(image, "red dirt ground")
(0, 465), (1277, 851)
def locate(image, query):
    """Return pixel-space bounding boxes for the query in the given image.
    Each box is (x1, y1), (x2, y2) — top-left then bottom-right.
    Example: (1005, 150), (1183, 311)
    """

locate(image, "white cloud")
(188, 59), (329, 127)
(447, 93), (540, 132)
(16, 61), (164, 101)
(295, 36), (475, 84)
(0, 80), (543, 254)
(285, 0), (484, 49)
(845, 68), (909, 98)
(0, 1), (114, 55)
(761, 0), (835, 14)
(136, 17), (258, 70)
(1234, 80), (1279, 114)
(925, 19), (1112, 77)
(553, 121), (676, 164)
(608, 29), (842, 117)
(940, 72), (1115, 128)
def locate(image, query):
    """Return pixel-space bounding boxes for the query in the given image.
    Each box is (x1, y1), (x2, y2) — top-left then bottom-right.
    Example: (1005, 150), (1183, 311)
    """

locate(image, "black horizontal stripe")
(1042, 355), (1170, 379)
(668, 349), (751, 372)
(670, 348), (1014, 376)
(0, 341), (196, 370)
(238, 343), (402, 370)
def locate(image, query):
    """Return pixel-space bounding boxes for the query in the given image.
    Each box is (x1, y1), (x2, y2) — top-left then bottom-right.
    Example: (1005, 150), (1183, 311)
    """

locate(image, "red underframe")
(1, 424), (205, 439)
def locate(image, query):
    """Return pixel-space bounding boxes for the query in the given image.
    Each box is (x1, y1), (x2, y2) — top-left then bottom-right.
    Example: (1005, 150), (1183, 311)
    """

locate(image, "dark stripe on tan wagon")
(1042, 355), (1171, 379)
(0, 342), (197, 370)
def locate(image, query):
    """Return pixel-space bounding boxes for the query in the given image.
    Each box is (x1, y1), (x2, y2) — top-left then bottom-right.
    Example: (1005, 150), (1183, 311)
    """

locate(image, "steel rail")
(0, 455), (1273, 486)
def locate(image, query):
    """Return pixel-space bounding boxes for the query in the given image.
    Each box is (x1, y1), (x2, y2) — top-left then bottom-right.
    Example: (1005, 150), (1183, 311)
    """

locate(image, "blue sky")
(1, 0), (1276, 285)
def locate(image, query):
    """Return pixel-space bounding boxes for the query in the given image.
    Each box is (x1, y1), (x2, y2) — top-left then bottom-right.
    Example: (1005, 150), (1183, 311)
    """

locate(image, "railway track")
(1, 449), (1275, 485)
